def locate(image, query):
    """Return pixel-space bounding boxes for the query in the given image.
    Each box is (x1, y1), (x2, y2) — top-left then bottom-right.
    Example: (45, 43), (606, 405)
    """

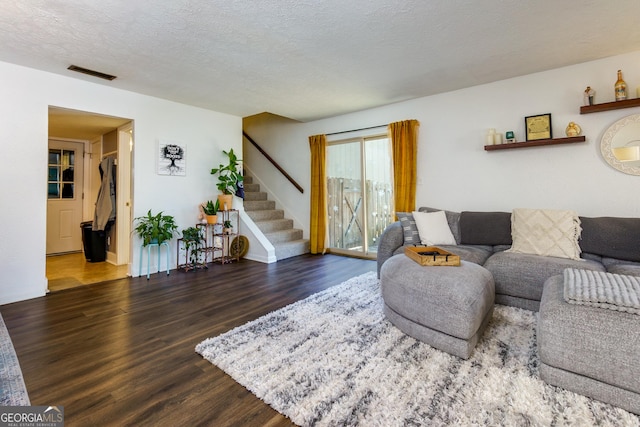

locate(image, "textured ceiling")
(3, 1), (640, 124)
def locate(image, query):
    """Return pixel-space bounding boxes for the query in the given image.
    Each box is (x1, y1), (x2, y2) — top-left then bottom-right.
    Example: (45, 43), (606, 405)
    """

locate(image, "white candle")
(486, 128), (496, 145)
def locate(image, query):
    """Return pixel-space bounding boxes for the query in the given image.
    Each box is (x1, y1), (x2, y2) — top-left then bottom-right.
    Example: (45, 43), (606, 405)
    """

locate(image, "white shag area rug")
(196, 272), (640, 426)
(0, 313), (30, 406)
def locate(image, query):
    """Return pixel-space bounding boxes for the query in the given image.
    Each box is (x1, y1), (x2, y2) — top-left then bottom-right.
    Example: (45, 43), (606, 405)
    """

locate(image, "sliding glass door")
(326, 134), (393, 258)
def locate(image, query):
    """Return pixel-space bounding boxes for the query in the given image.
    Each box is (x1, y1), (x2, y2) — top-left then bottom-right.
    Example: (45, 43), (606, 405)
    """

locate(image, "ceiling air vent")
(67, 65), (117, 81)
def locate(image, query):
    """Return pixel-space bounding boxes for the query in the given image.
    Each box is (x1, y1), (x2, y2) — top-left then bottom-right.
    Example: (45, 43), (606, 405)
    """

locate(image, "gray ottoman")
(380, 254), (494, 359)
(538, 275), (640, 415)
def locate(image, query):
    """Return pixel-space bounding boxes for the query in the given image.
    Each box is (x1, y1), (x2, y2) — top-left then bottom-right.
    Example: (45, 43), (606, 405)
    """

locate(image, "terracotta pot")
(217, 194), (233, 210)
(206, 214), (218, 224)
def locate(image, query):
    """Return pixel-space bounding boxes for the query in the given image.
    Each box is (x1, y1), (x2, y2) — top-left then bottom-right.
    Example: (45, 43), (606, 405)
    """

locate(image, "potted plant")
(134, 210), (178, 246)
(181, 226), (205, 270)
(210, 148), (243, 210)
(201, 199), (220, 224)
(223, 220), (233, 234)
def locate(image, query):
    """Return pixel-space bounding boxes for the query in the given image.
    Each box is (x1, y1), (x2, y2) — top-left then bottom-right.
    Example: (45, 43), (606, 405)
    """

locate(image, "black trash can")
(80, 221), (106, 262)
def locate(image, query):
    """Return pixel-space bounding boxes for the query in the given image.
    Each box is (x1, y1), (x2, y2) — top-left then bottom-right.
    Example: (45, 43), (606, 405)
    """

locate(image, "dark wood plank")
(1, 254), (376, 427)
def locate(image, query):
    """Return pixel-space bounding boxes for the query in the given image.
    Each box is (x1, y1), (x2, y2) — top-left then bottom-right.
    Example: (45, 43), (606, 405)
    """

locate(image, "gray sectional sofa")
(377, 207), (640, 311)
(377, 206), (640, 415)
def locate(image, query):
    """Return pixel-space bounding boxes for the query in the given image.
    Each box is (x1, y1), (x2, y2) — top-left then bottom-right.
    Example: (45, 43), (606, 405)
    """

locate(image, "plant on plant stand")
(223, 220), (233, 234)
(134, 210), (178, 246)
(201, 199), (220, 224)
(181, 226), (205, 270)
(210, 148), (243, 210)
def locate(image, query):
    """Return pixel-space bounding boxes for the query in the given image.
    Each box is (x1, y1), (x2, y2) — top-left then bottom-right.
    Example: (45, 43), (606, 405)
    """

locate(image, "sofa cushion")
(607, 264), (640, 277)
(507, 208), (582, 260)
(436, 244), (493, 265)
(484, 251), (605, 302)
(412, 210), (457, 246)
(580, 252), (602, 263)
(419, 207), (461, 244)
(602, 257), (640, 277)
(579, 216), (640, 263)
(397, 212), (420, 245)
(459, 211), (512, 246)
(538, 275), (640, 413)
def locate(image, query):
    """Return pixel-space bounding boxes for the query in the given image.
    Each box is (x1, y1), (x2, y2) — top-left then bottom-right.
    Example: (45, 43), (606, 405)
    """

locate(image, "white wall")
(0, 61), (241, 305)
(244, 50), (640, 242)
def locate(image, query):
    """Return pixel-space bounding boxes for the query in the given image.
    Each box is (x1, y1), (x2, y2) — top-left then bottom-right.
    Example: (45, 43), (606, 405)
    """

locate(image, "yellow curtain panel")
(308, 134), (328, 254)
(388, 120), (419, 216)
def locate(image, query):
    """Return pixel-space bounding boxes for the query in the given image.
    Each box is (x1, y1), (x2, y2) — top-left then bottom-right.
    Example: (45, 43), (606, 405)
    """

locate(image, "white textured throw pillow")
(412, 210), (457, 246)
(507, 208), (582, 260)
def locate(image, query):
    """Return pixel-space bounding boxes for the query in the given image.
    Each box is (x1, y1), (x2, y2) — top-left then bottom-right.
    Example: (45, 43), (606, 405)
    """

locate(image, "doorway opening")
(47, 107), (134, 291)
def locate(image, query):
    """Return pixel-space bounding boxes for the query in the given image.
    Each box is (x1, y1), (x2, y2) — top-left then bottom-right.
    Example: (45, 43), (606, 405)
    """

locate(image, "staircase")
(243, 176), (310, 260)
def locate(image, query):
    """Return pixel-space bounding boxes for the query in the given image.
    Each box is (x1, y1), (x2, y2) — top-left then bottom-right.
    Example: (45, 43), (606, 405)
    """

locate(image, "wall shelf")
(484, 136), (586, 151)
(580, 98), (640, 114)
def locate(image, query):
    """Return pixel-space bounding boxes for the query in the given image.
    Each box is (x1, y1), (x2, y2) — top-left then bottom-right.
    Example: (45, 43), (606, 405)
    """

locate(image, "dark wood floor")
(1, 254), (376, 427)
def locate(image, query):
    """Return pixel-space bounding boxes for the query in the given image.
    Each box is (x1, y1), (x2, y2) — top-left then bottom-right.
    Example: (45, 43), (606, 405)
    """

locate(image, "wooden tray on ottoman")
(405, 246), (461, 266)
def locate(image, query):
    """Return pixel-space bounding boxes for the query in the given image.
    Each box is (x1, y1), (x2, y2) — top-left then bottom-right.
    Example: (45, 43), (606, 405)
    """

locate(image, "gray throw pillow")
(580, 216), (640, 263)
(460, 211), (512, 246)
(396, 212), (420, 245)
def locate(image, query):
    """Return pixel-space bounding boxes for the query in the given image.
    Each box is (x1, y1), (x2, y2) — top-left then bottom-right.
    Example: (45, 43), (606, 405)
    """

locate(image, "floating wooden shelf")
(580, 98), (640, 114)
(484, 136), (586, 151)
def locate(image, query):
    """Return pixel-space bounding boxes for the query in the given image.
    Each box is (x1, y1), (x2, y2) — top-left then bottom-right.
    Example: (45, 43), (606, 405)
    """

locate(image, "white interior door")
(47, 140), (85, 254)
(116, 125), (132, 266)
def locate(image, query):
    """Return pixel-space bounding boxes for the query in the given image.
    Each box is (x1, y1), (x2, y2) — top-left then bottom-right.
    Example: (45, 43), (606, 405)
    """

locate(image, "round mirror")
(601, 113), (640, 176)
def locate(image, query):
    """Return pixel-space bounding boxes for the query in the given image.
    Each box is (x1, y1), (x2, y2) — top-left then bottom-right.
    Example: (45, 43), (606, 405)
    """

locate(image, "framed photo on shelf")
(525, 113), (552, 141)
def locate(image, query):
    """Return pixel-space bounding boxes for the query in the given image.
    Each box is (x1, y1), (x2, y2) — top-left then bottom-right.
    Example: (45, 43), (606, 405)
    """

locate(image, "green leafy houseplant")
(181, 226), (205, 267)
(201, 199), (219, 215)
(134, 210), (178, 246)
(210, 148), (243, 195)
(223, 220), (233, 234)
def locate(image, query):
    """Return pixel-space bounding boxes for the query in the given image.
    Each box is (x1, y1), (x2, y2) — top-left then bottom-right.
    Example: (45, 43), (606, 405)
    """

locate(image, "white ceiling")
(3, 0), (640, 130)
(48, 107), (132, 140)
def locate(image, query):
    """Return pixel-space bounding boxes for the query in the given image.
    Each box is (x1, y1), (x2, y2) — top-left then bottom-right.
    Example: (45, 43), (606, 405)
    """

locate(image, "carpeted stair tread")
(253, 218), (294, 233)
(243, 183), (260, 192)
(265, 228), (303, 243)
(245, 209), (285, 222)
(244, 191), (267, 201)
(274, 239), (310, 260)
(244, 200), (276, 211)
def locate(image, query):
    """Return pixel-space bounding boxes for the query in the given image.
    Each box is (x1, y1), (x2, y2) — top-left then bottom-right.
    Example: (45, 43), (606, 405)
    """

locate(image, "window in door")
(326, 134), (393, 258)
(48, 149), (75, 199)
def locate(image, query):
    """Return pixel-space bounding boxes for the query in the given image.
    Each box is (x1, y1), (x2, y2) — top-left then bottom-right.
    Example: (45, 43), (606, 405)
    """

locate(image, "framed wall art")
(525, 113), (552, 141)
(157, 140), (186, 176)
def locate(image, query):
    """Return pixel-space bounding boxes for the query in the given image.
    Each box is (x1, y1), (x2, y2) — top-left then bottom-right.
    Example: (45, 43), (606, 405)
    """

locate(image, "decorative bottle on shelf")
(614, 70), (627, 101)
